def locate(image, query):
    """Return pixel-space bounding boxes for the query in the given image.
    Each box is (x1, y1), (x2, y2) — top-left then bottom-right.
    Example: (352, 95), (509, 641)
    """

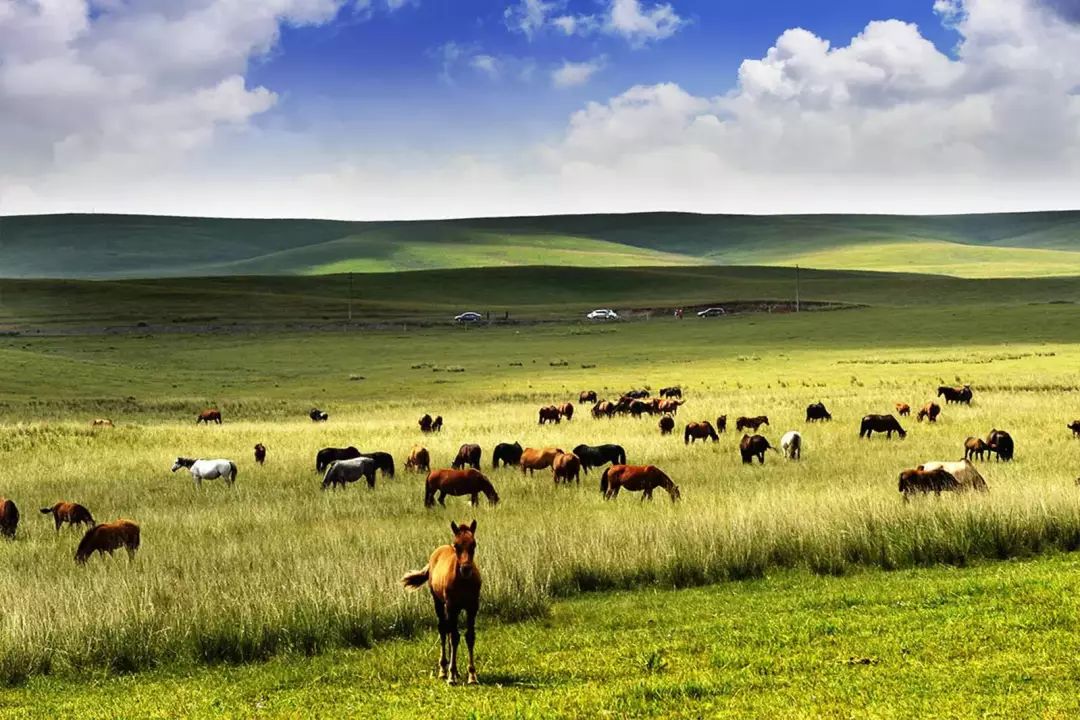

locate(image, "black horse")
(356, 450), (396, 478)
(315, 446), (360, 473)
(659, 386), (682, 399)
(492, 442), (523, 468)
(572, 444), (627, 472)
(309, 408), (329, 422)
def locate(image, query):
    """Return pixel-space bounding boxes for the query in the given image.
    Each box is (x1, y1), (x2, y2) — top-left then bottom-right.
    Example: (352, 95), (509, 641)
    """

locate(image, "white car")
(586, 309), (619, 321)
(454, 311), (483, 323)
(697, 307), (726, 318)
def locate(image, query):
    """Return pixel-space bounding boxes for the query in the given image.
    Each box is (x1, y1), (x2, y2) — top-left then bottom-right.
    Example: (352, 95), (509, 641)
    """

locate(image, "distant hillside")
(1, 211), (1078, 279)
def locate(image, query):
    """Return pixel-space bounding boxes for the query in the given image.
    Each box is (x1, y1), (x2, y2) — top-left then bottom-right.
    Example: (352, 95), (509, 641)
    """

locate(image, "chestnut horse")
(520, 447), (564, 475)
(552, 452), (582, 484)
(898, 467), (959, 500)
(0, 498), (18, 539)
(895, 403), (911, 417)
(425, 469), (499, 507)
(579, 390), (598, 404)
(407, 446), (431, 473)
(600, 464), (680, 502)
(90, 418), (114, 428)
(592, 401), (616, 419)
(558, 402), (575, 421)
(715, 415), (727, 434)
(736, 415), (769, 432)
(964, 437), (989, 461)
(75, 520), (140, 564)
(196, 409), (222, 425)
(40, 502), (95, 531)
(684, 421), (719, 444)
(452, 444), (483, 471)
(917, 402), (941, 423)
(401, 520), (482, 685)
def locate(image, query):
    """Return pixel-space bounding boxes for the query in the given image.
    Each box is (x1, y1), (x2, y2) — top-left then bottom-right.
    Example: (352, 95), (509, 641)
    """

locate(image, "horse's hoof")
(467, 673), (478, 685)
(438, 669), (447, 680)
(446, 677), (458, 686)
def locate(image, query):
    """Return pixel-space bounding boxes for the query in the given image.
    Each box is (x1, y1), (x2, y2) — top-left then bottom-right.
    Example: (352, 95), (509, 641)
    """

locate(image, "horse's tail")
(39, 507), (53, 515)
(229, 462), (238, 483)
(617, 447), (627, 465)
(600, 467), (610, 495)
(401, 564), (430, 590)
(386, 457), (396, 478)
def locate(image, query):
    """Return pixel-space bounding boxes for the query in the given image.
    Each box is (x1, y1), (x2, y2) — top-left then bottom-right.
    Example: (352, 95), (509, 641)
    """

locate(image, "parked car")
(454, 311), (483, 323)
(697, 307), (726, 318)
(586, 309), (619, 321)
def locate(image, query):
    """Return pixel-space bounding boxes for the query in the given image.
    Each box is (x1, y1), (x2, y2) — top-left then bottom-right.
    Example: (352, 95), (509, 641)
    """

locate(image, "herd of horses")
(3, 381), (1071, 687)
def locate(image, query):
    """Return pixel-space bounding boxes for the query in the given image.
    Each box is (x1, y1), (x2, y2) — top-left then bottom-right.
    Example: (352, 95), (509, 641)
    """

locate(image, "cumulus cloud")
(551, 57), (606, 88)
(504, 0), (683, 45)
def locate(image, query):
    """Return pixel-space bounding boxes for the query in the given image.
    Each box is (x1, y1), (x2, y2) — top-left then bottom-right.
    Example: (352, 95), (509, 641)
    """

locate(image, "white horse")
(172, 457), (237, 487)
(780, 431), (802, 460)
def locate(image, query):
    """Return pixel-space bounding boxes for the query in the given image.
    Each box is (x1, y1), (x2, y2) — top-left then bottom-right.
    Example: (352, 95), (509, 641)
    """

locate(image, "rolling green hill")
(1, 211), (1079, 279)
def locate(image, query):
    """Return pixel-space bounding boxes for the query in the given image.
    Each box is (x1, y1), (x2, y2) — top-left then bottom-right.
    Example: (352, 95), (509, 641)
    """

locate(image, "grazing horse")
(1068, 421), (1080, 438)
(254, 443), (267, 465)
(579, 390), (598, 404)
(492, 442), (523, 469)
(553, 452), (582, 484)
(805, 403), (832, 422)
(0, 498), (18, 539)
(407, 446), (431, 473)
(736, 416), (769, 432)
(919, 460), (988, 493)
(780, 431), (802, 460)
(592, 401), (615, 419)
(684, 421), (719, 444)
(659, 386), (682, 399)
(898, 468), (959, 500)
(658, 399), (683, 415)
(917, 402), (941, 423)
(572, 444), (627, 472)
(519, 447), (564, 475)
(401, 521), (482, 685)
(75, 520), (140, 564)
(321, 457), (377, 490)
(424, 470), (499, 508)
(356, 451), (396, 478)
(316, 447), (361, 473)
(558, 402), (575, 421)
(659, 416), (675, 435)
(628, 400), (654, 418)
(895, 403), (911, 417)
(964, 437), (989, 461)
(624, 389), (650, 399)
(937, 385), (973, 405)
(715, 415), (727, 434)
(172, 457), (237, 487)
(40, 502), (95, 531)
(452, 444), (483, 471)
(309, 408), (329, 422)
(739, 434), (777, 464)
(90, 418), (114, 428)
(859, 415), (907, 439)
(196, 409), (222, 425)
(538, 406), (561, 425)
(986, 429), (1014, 461)
(419, 414), (444, 433)
(600, 465), (680, 502)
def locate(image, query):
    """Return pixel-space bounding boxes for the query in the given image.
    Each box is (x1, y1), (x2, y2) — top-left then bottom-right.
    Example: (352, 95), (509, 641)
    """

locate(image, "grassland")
(3, 210), (1080, 279)
(8, 554), (1080, 718)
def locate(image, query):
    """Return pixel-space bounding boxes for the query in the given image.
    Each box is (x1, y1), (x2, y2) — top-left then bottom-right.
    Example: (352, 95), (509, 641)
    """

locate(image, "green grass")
(3, 211), (1080, 279)
(7, 555), (1080, 718)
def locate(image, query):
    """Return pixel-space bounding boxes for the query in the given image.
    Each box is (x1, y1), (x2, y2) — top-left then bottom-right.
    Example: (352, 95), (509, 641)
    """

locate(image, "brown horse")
(739, 434), (776, 464)
(658, 416), (675, 435)
(684, 421), (719, 444)
(452, 444), (483, 471)
(579, 390), (598, 404)
(196, 409), (222, 425)
(658, 399), (683, 415)
(917, 402), (941, 423)
(1068, 421), (1080, 438)
(425, 469), (499, 507)
(592, 401), (615, 419)
(898, 467), (959, 500)
(538, 406), (561, 425)
(964, 436), (989, 461)
(552, 452), (582, 484)
(0, 498), (18, 539)
(520, 447), (564, 475)
(938, 385), (973, 405)
(419, 414), (444, 433)
(75, 520), (140, 564)
(90, 418), (114, 428)
(600, 465), (680, 502)
(407, 446), (431, 473)
(736, 415), (769, 432)
(860, 414), (907, 439)
(40, 502), (95, 531)
(254, 443), (267, 465)
(895, 403), (911, 417)
(558, 402), (575, 421)
(401, 520), (482, 685)
(715, 415), (727, 434)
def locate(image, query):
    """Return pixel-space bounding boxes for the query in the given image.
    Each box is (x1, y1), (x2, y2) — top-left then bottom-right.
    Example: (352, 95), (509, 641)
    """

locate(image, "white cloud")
(551, 57), (606, 88)
(470, 54), (502, 79)
(504, 0), (683, 45)
(607, 0), (684, 45)
(504, 0), (562, 38)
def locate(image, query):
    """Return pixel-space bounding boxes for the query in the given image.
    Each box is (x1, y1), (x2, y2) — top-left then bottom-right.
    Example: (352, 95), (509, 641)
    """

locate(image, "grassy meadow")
(1, 293), (1080, 695)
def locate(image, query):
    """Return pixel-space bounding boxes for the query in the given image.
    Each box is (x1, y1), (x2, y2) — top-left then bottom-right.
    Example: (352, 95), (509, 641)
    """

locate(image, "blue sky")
(1, 0), (1078, 218)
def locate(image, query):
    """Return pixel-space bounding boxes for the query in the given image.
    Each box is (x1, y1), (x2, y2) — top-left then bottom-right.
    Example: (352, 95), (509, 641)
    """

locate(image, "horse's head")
(449, 520), (478, 578)
(171, 457), (193, 472)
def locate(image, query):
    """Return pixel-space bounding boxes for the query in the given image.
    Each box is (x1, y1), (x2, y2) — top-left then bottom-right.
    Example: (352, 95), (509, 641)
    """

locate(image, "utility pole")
(795, 264), (800, 313)
(347, 272), (353, 323)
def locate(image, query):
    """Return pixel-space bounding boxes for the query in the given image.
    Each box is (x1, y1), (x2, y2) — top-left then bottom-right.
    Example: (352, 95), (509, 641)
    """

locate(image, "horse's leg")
(438, 491), (447, 506)
(465, 603), (478, 685)
(54, 515), (61, 532)
(447, 606), (461, 685)
(434, 596), (449, 679)
(470, 493), (479, 506)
